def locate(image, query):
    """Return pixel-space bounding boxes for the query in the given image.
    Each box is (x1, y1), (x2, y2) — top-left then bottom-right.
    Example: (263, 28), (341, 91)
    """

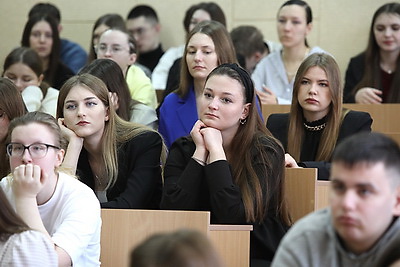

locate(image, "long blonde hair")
(287, 53), (345, 161)
(57, 74), (166, 189)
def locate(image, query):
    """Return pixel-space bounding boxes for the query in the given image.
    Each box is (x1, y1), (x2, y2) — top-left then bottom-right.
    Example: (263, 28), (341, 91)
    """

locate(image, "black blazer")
(343, 53), (365, 103)
(77, 131), (163, 209)
(266, 110), (372, 180)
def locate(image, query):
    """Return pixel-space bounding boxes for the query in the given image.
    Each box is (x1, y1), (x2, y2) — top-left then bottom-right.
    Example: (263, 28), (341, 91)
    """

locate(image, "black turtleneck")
(137, 44), (164, 72)
(300, 116), (327, 161)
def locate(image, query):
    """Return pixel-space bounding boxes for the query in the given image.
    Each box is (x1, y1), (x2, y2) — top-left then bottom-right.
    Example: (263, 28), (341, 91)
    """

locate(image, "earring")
(239, 118), (247, 125)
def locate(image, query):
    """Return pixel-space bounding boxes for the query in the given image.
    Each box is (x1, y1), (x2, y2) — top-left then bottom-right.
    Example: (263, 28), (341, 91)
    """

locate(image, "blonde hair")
(288, 53), (345, 161)
(57, 74), (165, 189)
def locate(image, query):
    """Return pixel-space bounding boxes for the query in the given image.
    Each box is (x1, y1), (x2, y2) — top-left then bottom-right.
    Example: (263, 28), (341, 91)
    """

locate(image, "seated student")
(271, 132), (400, 266)
(161, 64), (291, 266)
(266, 53), (372, 180)
(153, 1), (226, 92)
(0, 111), (101, 266)
(3, 47), (58, 117)
(252, 0), (327, 105)
(87, 13), (126, 64)
(0, 78), (27, 178)
(21, 14), (74, 90)
(343, 3), (400, 103)
(57, 74), (165, 209)
(96, 28), (157, 108)
(28, 2), (88, 74)
(158, 20), (237, 148)
(0, 186), (57, 266)
(163, 2), (227, 99)
(80, 59), (158, 129)
(126, 5), (164, 73)
(130, 229), (224, 267)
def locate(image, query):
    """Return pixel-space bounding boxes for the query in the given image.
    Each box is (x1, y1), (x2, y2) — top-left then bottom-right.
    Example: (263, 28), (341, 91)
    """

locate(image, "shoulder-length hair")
(206, 64), (291, 226)
(57, 74), (163, 189)
(88, 14), (126, 63)
(79, 58), (132, 121)
(3, 47), (43, 78)
(177, 20), (237, 98)
(288, 53), (343, 161)
(0, 78), (27, 177)
(0, 187), (30, 241)
(21, 14), (61, 88)
(354, 2), (400, 102)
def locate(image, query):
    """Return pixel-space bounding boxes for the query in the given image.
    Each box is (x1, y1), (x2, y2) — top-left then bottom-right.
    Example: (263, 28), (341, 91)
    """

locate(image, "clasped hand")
(12, 164), (46, 198)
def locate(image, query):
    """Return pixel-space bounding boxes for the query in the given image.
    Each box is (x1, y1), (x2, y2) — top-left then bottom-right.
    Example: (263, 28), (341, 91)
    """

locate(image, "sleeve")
(51, 180), (101, 265)
(0, 230), (57, 267)
(343, 56), (363, 103)
(101, 131), (163, 209)
(151, 47), (183, 90)
(298, 161), (331, 181)
(206, 138), (285, 224)
(251, 57), (268, 91)
(60, 39), (88, 74)
(271, 236), (307, 267)
(126, 66), (158, 109)
(158, 96), (174, 148)
(21, 85), (43, 112)
(161, 138), (207, 209)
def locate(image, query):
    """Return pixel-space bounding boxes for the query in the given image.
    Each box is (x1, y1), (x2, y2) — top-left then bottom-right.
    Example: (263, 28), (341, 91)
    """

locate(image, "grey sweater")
(271, 209), (400, 267)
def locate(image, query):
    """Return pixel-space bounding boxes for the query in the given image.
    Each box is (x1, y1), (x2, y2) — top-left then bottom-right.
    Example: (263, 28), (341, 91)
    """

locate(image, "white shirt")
(1, 172), (102, 267)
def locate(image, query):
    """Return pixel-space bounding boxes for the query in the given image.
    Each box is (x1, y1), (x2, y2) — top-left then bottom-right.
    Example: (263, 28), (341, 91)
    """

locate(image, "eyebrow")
(204, 88), (235, 96)
(65, 96), (97, 103)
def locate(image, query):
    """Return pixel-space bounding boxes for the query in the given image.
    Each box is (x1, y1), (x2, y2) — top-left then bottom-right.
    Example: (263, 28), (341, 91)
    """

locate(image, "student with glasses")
(0, 111), (101, 267)
(96, 28), (157, 108)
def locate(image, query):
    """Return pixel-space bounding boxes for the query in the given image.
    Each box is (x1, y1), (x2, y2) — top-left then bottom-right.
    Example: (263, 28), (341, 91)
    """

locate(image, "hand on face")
(58, 118), (83, 144)
(355, 88), (383, 104)
(12, 163), (46, 198)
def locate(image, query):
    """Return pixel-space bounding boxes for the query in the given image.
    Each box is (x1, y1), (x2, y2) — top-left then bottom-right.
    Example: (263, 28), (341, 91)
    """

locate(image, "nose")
(21, 148), (33, 164)
(208, 97), (219, 110)
(308, 83), (317, 95)
(341, 190), (357, 212)
(76, 104), (86, 117)
(384, 28), (392, 37)
(39, 33), (46, 43)
(104, 48), (112, 57)
(14, 79), (23, 92)
(283, 21), (292, 31)
(194, 51), (202, 62)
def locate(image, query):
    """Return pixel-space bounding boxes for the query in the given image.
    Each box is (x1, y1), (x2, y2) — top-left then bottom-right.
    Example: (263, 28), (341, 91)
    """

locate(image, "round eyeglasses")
(6, 143), (60, 159)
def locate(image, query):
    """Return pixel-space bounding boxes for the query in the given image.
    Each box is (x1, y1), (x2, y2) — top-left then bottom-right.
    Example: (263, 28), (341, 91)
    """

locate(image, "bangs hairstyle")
(177, 20), (237, 98)
(288, 53), (344, 161)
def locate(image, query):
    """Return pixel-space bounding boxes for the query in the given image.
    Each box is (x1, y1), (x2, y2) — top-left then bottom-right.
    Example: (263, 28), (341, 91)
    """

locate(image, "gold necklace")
(303, 122), (326, 131)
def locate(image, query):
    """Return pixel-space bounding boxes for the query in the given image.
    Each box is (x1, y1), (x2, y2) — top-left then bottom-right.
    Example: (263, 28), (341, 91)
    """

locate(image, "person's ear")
(155, 23), (161, 33)
(393, 186), (400, 216)
(105, 106), (110, 122)
(58, 24), (63, 33)
(305, 22), (313, 36)
(241, 103), (251, 120)
(128, 53), (137, 65)
(55, 148), (65, 168)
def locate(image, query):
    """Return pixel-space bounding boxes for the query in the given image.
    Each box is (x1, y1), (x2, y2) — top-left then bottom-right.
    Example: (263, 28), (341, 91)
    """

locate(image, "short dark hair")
(332, 132), (400, 178)
(28, 2), (61, 24)
(127, 5), (159, 22)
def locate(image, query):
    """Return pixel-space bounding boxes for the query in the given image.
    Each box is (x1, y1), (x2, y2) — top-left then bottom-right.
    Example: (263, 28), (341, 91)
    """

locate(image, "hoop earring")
(239, 118), (247, 125)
